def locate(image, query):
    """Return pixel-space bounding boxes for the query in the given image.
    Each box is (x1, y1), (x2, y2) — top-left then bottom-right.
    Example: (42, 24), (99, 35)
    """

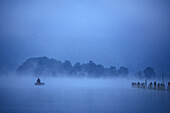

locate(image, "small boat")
(35, 82), (45, 85)
(35, 78), (45, 85)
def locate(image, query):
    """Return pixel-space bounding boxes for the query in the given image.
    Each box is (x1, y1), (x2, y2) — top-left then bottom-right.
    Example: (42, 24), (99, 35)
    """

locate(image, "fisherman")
(154, 81), (156, 86)
(149, 82), (153, 86)
(37, 78), (41, 84)
(148, 82), (153, 88)
(153, 81), (157, 89)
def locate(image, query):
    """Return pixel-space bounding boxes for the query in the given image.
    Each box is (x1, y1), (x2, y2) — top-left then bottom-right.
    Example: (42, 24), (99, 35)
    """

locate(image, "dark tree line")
(136, 67), (156, 79)
(16, 56), (129, 77)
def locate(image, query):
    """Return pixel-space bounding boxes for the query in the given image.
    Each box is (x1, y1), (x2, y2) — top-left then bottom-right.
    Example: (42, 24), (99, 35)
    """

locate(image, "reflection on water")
(0, 77), (170, 113)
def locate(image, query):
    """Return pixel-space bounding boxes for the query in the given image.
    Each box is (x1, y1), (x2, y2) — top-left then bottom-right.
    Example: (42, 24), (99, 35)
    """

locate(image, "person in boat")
(36, 78), (41, 84)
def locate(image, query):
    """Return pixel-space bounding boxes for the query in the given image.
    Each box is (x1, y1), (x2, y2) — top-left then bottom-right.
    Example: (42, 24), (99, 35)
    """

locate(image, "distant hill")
(16, 56), (129, 77)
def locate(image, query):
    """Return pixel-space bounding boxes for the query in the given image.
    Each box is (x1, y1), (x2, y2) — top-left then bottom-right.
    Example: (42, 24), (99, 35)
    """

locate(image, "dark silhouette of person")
(150, 82), (152, 86)
(154, 81), (156, 86)
(37, 78), (41, 83)
(157, 83), (160, 88)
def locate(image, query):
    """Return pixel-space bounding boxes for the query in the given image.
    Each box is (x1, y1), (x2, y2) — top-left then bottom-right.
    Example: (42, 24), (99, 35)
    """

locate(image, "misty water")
(0, 76), (170, 113)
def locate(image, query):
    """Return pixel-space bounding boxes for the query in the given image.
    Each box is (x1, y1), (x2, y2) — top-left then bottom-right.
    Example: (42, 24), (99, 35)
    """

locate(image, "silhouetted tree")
(108, 66), (117, 76)
(87, 61), (96, 75)
(143, 67), (156, 79)
(95, 64), (105, 76)
(73, 62), (81, 74)
(118, 66), (129, 76)
(63, 60), (72, 74)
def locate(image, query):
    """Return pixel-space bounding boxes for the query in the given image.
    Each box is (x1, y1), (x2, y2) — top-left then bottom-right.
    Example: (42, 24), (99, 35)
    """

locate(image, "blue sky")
(0, 0), (170, 73)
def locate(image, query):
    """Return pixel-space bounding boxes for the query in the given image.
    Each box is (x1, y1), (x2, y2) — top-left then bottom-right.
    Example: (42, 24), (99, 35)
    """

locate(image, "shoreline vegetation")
(16, 56), (157, 79)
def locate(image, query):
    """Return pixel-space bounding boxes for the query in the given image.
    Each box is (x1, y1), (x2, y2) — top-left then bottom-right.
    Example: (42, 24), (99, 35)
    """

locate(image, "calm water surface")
(0, 77), (170, 113)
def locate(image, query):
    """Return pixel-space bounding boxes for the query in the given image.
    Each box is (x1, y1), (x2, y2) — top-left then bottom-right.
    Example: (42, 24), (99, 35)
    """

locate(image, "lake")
(0, 77), (170, 113)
